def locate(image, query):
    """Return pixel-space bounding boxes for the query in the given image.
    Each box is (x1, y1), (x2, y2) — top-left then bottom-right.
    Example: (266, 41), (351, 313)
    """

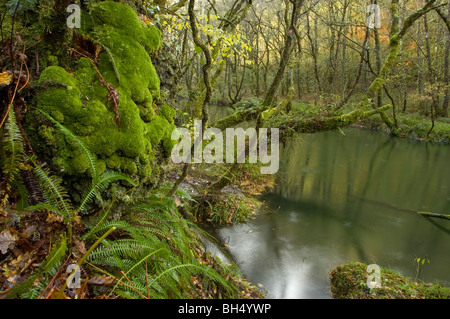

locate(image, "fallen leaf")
(7, 274), (19, 284)
(46, 212), (64, 224)
(73, 239), (86, 255)
(73, 215), (82, 224)
(0, 71), (12, 85)
(21, 225), (37, 238)
(0, 229), (18, 254)
(87, 276), (115, 286)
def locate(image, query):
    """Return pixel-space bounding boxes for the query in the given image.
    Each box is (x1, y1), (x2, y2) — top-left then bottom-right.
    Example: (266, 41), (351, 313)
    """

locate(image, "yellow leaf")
(0, 72), (13, 86)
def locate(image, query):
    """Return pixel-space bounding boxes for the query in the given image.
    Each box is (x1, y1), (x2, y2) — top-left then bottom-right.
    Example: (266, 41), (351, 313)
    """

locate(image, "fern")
(5, 234), (67, 299)
(84, 220), (130, 239)
(37, 110), (98, 182)
(32, 164), (74, 222)
(13, 179), (29, 210)
(78, 171), (136, 213)
(6, 0), (37, 14)
(41, 234), (68, 273)
(103, 45), (121, 85)
(84, 194), (243, 299)
(1, 111), (24, 204)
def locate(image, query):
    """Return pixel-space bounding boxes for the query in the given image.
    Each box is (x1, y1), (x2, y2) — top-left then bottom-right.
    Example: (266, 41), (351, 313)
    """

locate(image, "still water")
(218, 127), (450, 299)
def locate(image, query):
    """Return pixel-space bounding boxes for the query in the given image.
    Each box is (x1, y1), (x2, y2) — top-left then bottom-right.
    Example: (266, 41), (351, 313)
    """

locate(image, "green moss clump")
(146, 115), (175, 149)
(329, 262), (450, 299)
(160, 103), (177, 124)
(27, 1), (176, 181)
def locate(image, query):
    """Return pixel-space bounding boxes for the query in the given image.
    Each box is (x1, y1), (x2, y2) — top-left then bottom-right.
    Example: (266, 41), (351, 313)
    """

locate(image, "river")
(217, 127), (450, 299)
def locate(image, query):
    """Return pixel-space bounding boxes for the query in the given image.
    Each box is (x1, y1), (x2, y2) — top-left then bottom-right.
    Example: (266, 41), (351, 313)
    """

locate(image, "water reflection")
(219, 128), (450, 299)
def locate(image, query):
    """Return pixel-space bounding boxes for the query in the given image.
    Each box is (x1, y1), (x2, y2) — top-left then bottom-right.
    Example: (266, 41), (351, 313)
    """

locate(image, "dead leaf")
(174, 196), (180, 207)
(7, 274), (19, 284)
(46, 212), (64, 224)
(74, 239), (86, 255)
(0, 71), (12, 86)
(21, 225), (37, 238)
(87, 276), (115, 286)
(0, 229), (18, 254)
(73, 215), (82, 224)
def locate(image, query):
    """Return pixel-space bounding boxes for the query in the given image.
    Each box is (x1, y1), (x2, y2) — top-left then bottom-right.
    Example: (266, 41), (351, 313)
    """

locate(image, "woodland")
(0, 0), (449, 300)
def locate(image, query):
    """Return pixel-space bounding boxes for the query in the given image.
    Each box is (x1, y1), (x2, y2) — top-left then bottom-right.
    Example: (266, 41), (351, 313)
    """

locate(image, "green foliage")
(329, 262), (450, 299)
(27, 113), (138, 231)
(0, 111), (24, 205)
(38, 110), (99, 182)
(84, 184), (243, 299)
(207, 193), (254, 226)
(78, 171), (137, 213)
(6, 0), (37, 14)
(27, 1), (176, 182)
(32, 164), (74, 222)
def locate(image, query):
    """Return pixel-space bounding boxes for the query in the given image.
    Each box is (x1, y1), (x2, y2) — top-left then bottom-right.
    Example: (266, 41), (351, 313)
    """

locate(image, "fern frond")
(32, 164), (74, 221)
(13, 179), (28, 210)
(41, 234), (68, 273)
(1, 111), (25, 201)
(37, 109), (98, 182)
(89, 239), (166, 261)
(84, 220), (130, 240)
(6, 0), (38, 14)
(103, 45), (121, 85)
(78, 171), (137, 213)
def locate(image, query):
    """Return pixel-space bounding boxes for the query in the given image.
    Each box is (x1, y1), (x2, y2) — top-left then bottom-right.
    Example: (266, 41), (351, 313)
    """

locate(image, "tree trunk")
(442, 3), (450, 116)
(262, 0), (305, 108)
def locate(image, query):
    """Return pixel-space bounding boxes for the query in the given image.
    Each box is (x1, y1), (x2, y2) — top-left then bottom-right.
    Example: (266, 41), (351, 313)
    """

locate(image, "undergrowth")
(0, 111), (262, 299)
(329, 262), (450, 299)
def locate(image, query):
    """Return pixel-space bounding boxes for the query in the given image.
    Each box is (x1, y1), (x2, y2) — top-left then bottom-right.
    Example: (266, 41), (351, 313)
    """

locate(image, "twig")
(145, 260), (150, 299)
(121, 271), (149, 299)
(0, 62), (23, 129)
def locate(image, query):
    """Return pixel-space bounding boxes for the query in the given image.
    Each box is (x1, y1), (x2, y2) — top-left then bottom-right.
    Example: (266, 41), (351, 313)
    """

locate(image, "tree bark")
(262, 0), (305, 108)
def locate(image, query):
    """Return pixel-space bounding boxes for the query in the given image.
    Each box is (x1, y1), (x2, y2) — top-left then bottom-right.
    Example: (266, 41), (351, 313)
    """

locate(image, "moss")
(360, 112), (450, 144)
(26, 1), (176, 184)
(38, 125), (56, 144)
(160, 103), (176, 124)
(146, 115), (175, 147)
(367, 78), (385, 99)
(47, 55), (59, 66)
(329, 262), (450, 299)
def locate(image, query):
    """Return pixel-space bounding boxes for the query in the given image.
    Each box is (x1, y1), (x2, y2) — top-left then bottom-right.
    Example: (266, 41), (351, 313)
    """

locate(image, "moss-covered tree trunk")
(261, 0), (304, 108)
(365, 0), (441, 132)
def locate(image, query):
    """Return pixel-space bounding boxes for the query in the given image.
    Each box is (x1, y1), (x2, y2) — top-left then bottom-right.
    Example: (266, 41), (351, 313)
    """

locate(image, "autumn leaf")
(46, 212), (64, 224)
(0, 71), (12, 85)
(0, 229), (18, 254)
(87, 276), (115, 286)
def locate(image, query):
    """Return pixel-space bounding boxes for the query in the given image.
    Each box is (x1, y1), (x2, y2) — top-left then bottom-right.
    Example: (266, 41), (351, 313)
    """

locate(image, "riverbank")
(196, 122), (450, 299)
(358, 112), (450, 144)
(329, 262), (450, 299)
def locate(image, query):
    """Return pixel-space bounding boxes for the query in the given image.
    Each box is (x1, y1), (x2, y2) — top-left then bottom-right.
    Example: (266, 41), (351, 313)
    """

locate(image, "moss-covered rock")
(329, 262), (450, 299)
(25, 1), (175, 185)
